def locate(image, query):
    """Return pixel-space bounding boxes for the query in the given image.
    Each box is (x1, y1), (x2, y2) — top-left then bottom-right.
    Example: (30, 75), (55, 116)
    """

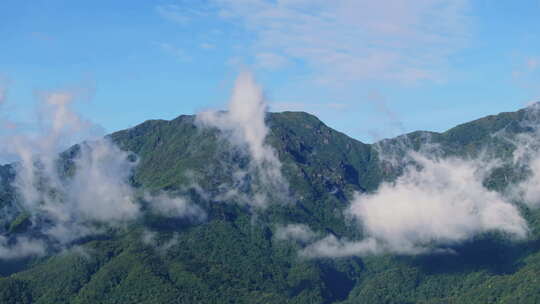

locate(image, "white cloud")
(199, 71), (272, 163)
(302, 235), (381, 258)
(269, 101), (349, 116)
(145, 192), (206, 221)
(211, 0), (470, 84)
(14, 140), (142, 244)
(141, 230), (181, 254)
(155, 4), (201, 24)
(9, 91), (102, 211)
(255, 52), (288, 70)
(512, 56), (540, 95)
(303, 153), (528, 258)
(1, 88), (205, 249)
(65, 139), (141, 222)
(200, 42), (216, 50)
(501, 113), (540, 208)
(364, 90), (406, 141)
(275, 224), (318, 243)
(0, 76), (8, 106)
(488, 108), (540, 208)
(197, 71), (288, 208)
(0, 236), (46, 259)
(519, 154), (540, 208)
(157, 42), (192, 62)
(352, 155), (526, 253)
(527, 57), (539, 71)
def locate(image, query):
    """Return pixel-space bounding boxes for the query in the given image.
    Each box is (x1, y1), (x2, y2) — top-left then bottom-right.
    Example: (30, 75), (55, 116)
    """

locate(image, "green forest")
(1, 107), (540, 304)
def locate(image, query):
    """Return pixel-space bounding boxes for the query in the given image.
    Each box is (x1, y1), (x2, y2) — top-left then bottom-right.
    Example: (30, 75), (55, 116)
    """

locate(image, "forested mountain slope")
(1, 106), (540, 303)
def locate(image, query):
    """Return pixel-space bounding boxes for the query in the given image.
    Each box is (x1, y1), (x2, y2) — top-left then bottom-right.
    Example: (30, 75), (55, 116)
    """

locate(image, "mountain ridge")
(1, 106), (540, 303)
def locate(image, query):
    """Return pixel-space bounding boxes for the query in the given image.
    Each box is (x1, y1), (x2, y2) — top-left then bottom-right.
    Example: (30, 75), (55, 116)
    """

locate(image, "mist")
(275, 224), (319, 243)
(299, 133), (540, 258)
(0, 89), (205, 259)
(297, 107), (540, 258)
(196, 71), (288, 209)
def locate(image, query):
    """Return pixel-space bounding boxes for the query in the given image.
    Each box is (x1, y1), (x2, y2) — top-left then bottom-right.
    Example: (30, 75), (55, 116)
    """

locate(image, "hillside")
(1, 106), (540, 303)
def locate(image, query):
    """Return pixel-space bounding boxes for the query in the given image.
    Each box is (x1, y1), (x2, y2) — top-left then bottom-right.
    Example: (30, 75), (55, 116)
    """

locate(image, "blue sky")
(1, 0), (539, 142)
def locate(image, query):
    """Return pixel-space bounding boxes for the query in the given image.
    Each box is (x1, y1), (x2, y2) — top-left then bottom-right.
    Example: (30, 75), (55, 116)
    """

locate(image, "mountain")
(1, 106), (540, 304)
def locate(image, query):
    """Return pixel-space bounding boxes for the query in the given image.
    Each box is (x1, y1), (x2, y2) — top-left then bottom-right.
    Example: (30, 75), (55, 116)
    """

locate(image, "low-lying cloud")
(275, 224), (319, 243)
(198, 71), (276, 165)
(0, 236), (46, 260)
(0, 88), (205, 259)
(301, 235), (381, 258)
(0, 76), (9, 106)
(141, 229), (181, 254)
(144, 192), (206, 221)
(354, 155), (525, 253)
(301, 153), (529, 257)
(490, 103), (540, 208)
(519, 155), (540, 208)
(4, 91), (139, 247)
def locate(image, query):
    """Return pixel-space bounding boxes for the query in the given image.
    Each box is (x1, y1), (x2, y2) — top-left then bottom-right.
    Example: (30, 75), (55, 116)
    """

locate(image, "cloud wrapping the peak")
(197, 72), (288, 208)
(199, 72), (272, 163)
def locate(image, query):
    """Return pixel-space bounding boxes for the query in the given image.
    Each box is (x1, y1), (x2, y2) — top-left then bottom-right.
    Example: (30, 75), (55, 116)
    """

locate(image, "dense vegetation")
(1, 108), (540, 303)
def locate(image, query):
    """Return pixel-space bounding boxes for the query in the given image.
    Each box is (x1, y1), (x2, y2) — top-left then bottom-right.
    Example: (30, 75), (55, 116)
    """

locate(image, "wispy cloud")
(30, 32), (56, 42)
(155, 4), (203, 24)
(0, 86), (205, 258)
(154, 1), (471, 84)
(5, 90), (139, 246)
(144, 192), (206, 221)
(157, 42), (192, 62)
(363, 90), (406, 141)
(269, 101), (349, 115)
(197, 71), (289, 208)
(527, 57), (539, 71)
(200, 42), (216, 50)
(512, 56), (540, 104)
(275, 224), (319, 243)
(212, 0), (471, 84)
(255, 52), (288, 70)
(0, 236), (46, 259)
(141, 230), (181, 254)
(198, 72), (274, 163)
(0, 76), (10, 106)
